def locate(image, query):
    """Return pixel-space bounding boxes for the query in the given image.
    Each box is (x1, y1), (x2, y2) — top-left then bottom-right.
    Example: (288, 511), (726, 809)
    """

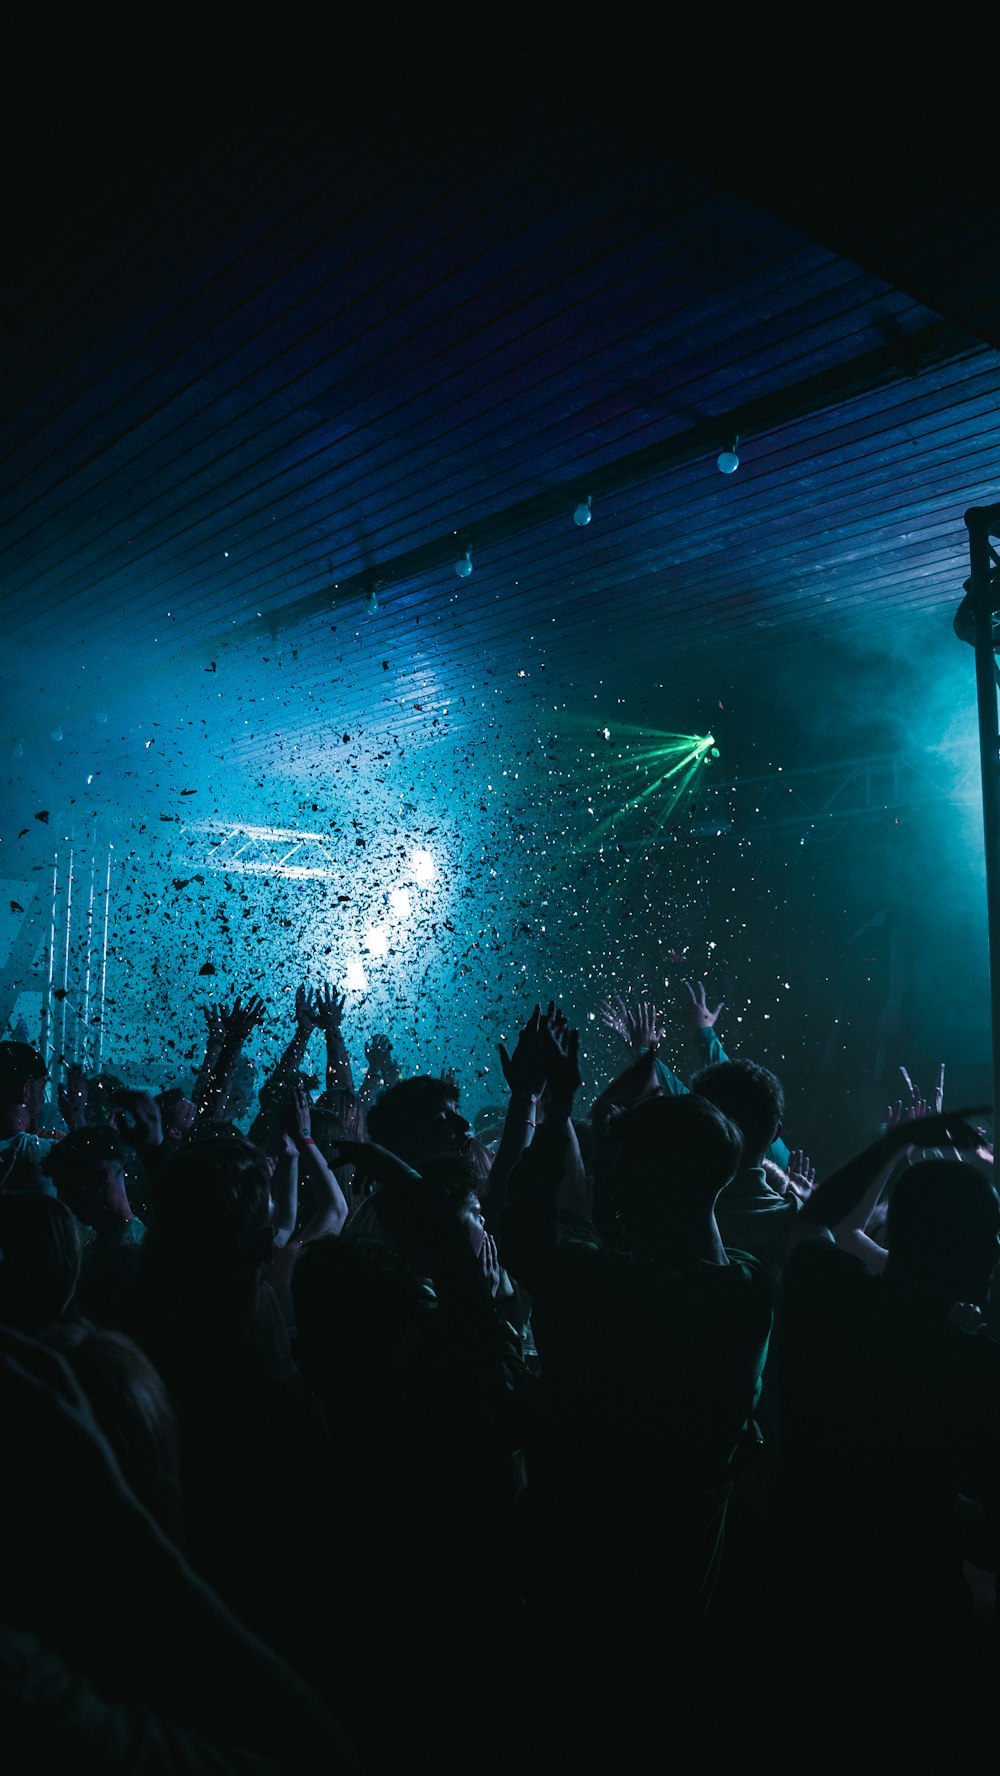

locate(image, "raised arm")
(676, 978), (727, 1068)
(286, 1087), (350, 1240)
(483, 1004), (547, 1231)
(314, 985), (354, 1096)
(193, 995), (266, 1129)
(789, 1104), (991, 1255)
(275, 986), (320, 1093)
(191, 1002), (225, 1117)
(499, 1007), (584, 1288)
(357, 1032), (401, 1111)
(270, 1134), (300, 1250)
(58, 1061), (89, 1132)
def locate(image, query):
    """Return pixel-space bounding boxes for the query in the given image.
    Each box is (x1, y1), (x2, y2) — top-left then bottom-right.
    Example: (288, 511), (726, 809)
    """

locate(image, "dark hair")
(612, 1092), (743, 1206)
(689, 1059), (784, 1163)
(0, 1041), (47, 1098)
(146, 1137), (271, 1267)
(886, 1160), (1000, 1293)
(156, 1088), (188, 1115)
(0, 1192), (81, 1331)
(366, 1076), (458, 1158)
(86, 1074), (125, 1127)
(44, 1125), (128, 1189)
(42, 1319), (184, 1543)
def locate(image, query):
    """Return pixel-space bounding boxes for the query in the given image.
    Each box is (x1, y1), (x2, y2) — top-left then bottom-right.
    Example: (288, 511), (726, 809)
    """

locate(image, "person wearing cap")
(0, 1042), (55, 1194)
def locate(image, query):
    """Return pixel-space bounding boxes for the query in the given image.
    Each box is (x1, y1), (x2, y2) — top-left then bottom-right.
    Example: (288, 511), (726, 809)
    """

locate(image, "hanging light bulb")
(454, 550), (473, 579)
(363, 585), (379, 616)
(573, 494), (592, 527)
(716, 436), (740, 474)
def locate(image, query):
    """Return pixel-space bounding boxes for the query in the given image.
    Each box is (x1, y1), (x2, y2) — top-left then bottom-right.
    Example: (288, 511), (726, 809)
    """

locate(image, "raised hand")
(58, 1061), (88, 1131)
(599, 994), (666, 1052)
(677, 979), (725, 1033)
(892, 1105), (991, 1155)
(786, 1149), (817, 1201)
(220, 994), (267, 1045)
(111, 1089), (163, 1149)
(202, 1002), (225, 1047)
(314, 984), (346, 1034)
(497, 1004), (547, 1097)
(364, 1032), (394, 1072)
(294, 984), (319, 1034)
(886, 1093), (933, 1158)
(541, 1008), (582, 1109)
(480, 1229), (501, 1298)
(285, 1084), (313, 1146)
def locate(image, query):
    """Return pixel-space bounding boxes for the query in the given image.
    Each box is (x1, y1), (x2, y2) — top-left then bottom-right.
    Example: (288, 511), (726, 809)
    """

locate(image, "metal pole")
(97, 846), (111, 1074)
(43, 852), (59, 1076)
(60, 844), (74, 1069)
(965, 506), (1000, 1125)
(81, 837), (96, 1069)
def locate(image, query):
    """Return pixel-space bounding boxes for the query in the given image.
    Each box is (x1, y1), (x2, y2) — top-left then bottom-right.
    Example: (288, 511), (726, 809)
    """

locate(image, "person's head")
(86, 1073), (125, 1128)
(308, 1103), (350, 1165)
(155, 1088), (196, 1141)
(41, 1319), (183, 1542)
(689, 1059), (784, 1166)
(604, 1091), (743, 1242)
(886, 1160), (1000, 1308)
(145, 1137), (274, 1281)
(366, 1076), (470, 1167)
(0, 1192), (81, 1331)
(44, 1126), (133, 1233)
(0, 1041), (48, 1135)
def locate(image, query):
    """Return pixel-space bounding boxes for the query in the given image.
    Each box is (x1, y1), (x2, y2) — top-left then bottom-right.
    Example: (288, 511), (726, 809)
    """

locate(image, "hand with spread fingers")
(677, 978), (725, 1034)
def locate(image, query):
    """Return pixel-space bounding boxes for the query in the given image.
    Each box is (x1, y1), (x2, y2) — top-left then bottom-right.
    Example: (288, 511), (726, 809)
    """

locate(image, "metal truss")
(179, 821), (341, 878)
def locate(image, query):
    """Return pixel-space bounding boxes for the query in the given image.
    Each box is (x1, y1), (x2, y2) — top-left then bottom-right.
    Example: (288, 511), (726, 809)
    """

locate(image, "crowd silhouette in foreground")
(1, 971), (998, 1769)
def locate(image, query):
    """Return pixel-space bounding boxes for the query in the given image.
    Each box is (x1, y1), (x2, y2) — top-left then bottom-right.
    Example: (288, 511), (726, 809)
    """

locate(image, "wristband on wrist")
(300, 1135), (316, 1145)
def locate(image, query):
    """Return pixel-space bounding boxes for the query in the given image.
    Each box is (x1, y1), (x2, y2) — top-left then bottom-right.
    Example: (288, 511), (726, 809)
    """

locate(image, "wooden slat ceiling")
(3, 78), (999, 792)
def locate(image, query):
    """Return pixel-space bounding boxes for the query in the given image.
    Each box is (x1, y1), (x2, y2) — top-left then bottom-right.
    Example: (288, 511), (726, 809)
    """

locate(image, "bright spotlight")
(410, 848), (437, 885)
(345, 959), (369, 991)
(390, 887), (413, 917)
(364, 925), (388, 957)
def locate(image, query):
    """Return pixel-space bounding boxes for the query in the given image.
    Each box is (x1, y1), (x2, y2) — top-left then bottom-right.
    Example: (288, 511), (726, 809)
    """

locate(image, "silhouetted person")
(775, 1127), (1000, 1737)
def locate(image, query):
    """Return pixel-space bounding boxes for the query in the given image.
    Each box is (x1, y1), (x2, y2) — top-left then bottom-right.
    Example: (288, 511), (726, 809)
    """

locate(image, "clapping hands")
(498, 1001), (581, 1108)
(498, 1004), (547, 1098)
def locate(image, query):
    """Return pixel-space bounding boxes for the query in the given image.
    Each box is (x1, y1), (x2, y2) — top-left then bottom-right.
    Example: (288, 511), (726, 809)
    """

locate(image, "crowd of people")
(1, 969), (998, 1768)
